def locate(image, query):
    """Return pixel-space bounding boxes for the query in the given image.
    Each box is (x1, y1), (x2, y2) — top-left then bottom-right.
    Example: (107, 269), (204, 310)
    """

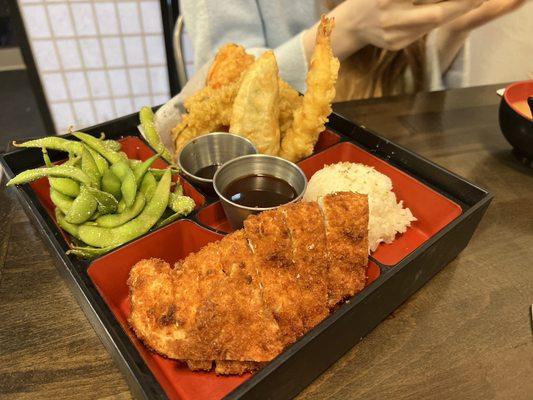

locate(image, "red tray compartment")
(28, 136), (206, 247)
(88, 220), (381, 400)
(313, 130), (340, 153)
(197, 142), (462, 266)
(298, 142), (462, 265)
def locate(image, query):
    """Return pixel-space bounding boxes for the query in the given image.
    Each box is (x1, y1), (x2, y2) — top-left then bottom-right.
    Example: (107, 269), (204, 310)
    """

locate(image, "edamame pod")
(139, 106), (172, 163)
(42, 149), (81, 197)
(85, 186), (118, 215)
(66, 245), (118, 259)
(87, 147), (109, 175)
(7, 165), (95, 187)
(14, 136), (83, 154)
(139, 172), (157, 201)
(133, 153), (160, 183)
(65, 186), (98, 224)
(55, 209), (80, 239)
(95, 192), (146, 228)
(50, 189), (73, 214)
(168, 193), (195, 214)
(72, 131), (124, 164)
(110, 161), (137, 207)
(157, 195), (195, 228)
(81, 145), (101, 188)
(79, 170), (171, 247)
(101, 169), (122, 200)
(103, 139), (121, 152)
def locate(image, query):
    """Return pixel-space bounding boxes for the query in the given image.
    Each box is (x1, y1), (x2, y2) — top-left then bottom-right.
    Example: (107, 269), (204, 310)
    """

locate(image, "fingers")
(403, 0), (487, 27)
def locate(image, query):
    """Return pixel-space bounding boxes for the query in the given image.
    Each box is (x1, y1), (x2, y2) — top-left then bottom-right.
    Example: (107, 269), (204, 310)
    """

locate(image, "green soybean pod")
(81, 145), (101, 187)
(65, 186), (98, 224)
(95, 192), (146, 228)
(72, 131), (123, 164)
(101, 169), (122, 200)
(42, 149), (81, 197)
(79, 170), (171, 247)
(50, 189), (73, 215)
(139, 171), (157, 201)
(139, 106), (172, 163)
(103, 139), (121, 152)
(84, 186), (118, 215)
(133, 153), (160, 183)
(55, 208), (80, 239)
(110, 161), (137, 207)
(87, 147), (109, 175)
(14, 136), (83, 154)
(66, 245), (118, 259)
(168, 193), (195, 215)
(149, 167), (179, 179)
(7, 165), (95, 187)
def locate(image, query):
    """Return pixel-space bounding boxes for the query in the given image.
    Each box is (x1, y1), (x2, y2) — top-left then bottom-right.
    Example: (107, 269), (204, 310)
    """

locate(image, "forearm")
(435, 26), (469, 73)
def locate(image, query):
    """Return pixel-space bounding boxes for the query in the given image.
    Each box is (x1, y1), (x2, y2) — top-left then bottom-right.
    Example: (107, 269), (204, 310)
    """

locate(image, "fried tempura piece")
(206, 44), (255, 89)
(278, 16), (339, 162)
(320, 192), (368, 306)
(278, 79), (302, 139)
(230, 51), (281, 155)
(172, 79), (241, 155)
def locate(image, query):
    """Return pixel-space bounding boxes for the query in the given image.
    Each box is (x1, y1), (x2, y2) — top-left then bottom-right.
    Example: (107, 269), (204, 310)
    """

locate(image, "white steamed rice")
(303, 162), (416, 252)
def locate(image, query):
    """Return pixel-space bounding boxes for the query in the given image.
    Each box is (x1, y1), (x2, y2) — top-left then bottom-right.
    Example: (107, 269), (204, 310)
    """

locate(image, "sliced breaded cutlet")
(129, 234), (282, 373)
(320, 192), (369, 306)
(282, 202), (329, 330)
(244, 208), (305, 345)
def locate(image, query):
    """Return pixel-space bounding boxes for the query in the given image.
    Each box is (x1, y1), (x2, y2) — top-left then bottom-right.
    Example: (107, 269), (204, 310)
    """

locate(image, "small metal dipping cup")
(213, 154), (307, 229)
(178, 133), (257, 195)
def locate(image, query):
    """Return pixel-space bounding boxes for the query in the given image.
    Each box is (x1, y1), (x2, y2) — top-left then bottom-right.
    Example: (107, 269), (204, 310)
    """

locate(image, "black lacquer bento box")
(0, 111), (492, 400)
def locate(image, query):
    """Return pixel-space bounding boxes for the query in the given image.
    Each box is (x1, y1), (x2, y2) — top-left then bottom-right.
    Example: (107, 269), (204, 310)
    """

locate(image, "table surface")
(1, 83), (532, 400)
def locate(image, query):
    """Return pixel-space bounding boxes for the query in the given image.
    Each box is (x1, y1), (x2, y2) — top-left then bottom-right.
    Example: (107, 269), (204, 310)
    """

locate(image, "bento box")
(0, 110), (492, 400)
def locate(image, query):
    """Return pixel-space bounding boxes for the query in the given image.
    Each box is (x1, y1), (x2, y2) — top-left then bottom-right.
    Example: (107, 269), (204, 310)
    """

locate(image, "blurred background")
(0, 0), (531, 147)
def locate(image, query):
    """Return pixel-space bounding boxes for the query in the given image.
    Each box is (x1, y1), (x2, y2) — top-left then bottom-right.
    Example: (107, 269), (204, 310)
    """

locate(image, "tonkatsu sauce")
(224, 174), (297, 208)
(195, 164), (221, 180)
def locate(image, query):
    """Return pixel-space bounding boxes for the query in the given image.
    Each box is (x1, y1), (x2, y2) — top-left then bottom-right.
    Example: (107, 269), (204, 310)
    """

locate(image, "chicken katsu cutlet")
(128, 193), (369, 374)
(321, 192), (368, 306)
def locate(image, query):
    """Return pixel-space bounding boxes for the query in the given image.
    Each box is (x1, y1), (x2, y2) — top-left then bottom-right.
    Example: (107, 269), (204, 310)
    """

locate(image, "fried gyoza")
(278, 16), (339, 161)
(128, 192), (368, 375)
(206, 44), (255, 89)
(230, 51), (281, 155)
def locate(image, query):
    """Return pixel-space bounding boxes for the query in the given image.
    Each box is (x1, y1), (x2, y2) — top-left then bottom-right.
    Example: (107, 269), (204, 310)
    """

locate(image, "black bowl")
(499, 81), (533, 163)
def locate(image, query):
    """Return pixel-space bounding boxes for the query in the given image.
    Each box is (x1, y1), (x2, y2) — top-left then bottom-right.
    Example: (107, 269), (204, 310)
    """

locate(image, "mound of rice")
(303, 162), (416, 252)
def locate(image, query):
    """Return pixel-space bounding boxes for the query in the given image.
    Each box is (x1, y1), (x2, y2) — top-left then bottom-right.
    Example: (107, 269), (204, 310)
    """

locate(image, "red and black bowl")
(499, 80), (533, 164)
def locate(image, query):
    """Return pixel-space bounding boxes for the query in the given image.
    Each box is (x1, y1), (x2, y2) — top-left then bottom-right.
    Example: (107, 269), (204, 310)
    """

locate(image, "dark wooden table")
(1, 83), (532, 399)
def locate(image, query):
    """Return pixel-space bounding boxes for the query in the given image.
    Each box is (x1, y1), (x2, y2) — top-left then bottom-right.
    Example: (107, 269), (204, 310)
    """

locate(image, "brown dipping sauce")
(224, 174), (297, 208)
(195, 164), (221, 180)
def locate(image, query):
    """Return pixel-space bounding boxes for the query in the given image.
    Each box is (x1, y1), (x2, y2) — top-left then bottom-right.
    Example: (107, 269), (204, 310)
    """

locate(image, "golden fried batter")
(282, 202), (329, 329)
(320, 192), (368, 306)
(230, 51), (281, 155)
(206, 44), (255, 89)
(278, 16), (339, 161)
(128, 193), (369, 374)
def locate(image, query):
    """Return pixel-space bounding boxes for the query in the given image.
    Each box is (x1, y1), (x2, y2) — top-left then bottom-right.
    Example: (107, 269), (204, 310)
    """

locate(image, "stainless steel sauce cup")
(178, 132), (257, 195)
(213, 154), (307, 229)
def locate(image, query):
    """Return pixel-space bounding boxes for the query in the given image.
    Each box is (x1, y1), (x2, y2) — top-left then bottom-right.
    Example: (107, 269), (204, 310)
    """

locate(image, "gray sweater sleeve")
(181, 0), (309, 92)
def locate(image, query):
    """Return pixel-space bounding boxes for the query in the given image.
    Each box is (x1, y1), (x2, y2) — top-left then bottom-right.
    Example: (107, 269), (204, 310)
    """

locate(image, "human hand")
(342, 0), (487, 51)
(442, 0), (526, 33)
(303, 0), (487, 61)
